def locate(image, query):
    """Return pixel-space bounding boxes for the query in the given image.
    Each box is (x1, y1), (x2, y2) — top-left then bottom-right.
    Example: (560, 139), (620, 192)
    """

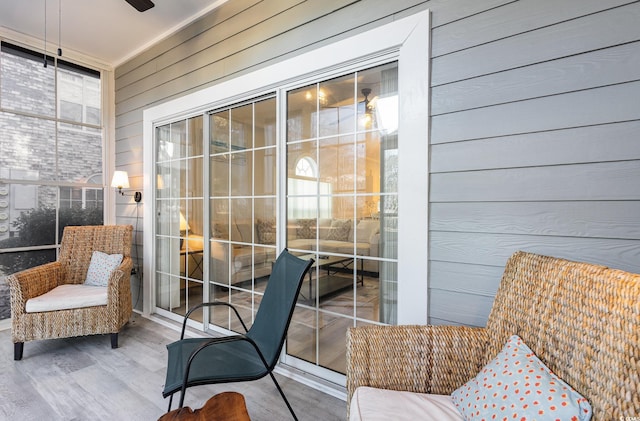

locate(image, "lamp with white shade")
(111, 171), (141, 202)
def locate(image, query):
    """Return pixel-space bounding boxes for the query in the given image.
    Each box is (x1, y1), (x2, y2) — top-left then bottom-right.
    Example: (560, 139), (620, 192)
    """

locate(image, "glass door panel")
(208, 96), (278, 334)
(153, 64), (398, 376)
(286, 62), (398, 373)
(155, 115), (204, 321)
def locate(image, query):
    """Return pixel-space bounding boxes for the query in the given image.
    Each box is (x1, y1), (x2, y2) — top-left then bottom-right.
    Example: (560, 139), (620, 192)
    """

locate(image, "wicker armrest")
(106, 257), (133, 293)
(346, 324), (488, 412)
(106, 256), (134, 322)
(6, 261), (64, 314)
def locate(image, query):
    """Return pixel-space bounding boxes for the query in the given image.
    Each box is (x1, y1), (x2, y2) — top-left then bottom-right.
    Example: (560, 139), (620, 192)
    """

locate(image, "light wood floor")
(0, 314), (347, 420)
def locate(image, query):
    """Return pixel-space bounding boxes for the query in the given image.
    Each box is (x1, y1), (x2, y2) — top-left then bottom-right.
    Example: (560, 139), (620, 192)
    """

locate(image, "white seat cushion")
(349, 387), (463, 421)
(25, 284), (108, 313)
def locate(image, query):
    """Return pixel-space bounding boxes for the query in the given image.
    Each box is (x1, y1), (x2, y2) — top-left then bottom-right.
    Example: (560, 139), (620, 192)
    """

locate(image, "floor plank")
(0, 314), (346, 420)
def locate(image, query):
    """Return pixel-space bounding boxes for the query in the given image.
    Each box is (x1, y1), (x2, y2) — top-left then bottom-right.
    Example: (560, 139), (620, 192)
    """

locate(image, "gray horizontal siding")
(113, 0), (433, 312)
(114, 0), (640, 329)
(430, 0), (636, 57)
(432, 81), (640, 143)
(430, 121), (640, 172)
(429, 231), (640, 274)
(432, 41), (640, 116)
(431, 161), (640, 202)
(431, 1), (640, 85)
(430, 201), (640, 240)
(428, 0), (640, 326)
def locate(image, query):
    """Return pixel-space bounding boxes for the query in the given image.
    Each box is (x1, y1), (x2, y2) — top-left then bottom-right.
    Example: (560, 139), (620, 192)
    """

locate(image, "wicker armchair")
(6, 225), (133, 360)
(347, 251), (640, 420)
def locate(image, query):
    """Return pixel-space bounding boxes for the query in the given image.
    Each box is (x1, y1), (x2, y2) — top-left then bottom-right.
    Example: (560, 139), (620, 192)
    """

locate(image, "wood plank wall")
(114, 0), (640, 325)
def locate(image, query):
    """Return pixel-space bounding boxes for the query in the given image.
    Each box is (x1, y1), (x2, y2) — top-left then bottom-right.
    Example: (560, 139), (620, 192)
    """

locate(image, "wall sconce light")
(111, 171), (142, 202)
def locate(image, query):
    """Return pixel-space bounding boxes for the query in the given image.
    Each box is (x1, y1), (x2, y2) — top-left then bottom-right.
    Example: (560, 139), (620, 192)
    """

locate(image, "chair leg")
(167, 394), (173, 413)
(269, 371), (298, 421)
(14, 342), (24, 360)
(110, 333), (118, 349)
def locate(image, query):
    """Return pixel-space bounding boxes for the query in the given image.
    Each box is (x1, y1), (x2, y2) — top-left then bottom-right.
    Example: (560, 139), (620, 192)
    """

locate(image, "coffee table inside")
(298, 254), (358, 301)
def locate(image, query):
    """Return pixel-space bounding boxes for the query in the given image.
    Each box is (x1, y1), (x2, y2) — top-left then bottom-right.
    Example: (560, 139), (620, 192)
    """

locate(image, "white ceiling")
(0, 0), (227, 67)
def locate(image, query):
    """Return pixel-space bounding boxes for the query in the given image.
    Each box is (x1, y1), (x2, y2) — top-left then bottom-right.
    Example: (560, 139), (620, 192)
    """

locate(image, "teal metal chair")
(162, 249), (313, 420)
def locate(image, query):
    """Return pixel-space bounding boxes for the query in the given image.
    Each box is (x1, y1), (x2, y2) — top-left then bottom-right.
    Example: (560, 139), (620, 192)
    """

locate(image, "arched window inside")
(288, 156), (331, 218)
(295, 156), (317, 178)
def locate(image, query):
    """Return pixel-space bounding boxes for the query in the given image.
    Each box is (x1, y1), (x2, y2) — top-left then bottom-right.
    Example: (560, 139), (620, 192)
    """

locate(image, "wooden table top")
(158, 391), (251, 421)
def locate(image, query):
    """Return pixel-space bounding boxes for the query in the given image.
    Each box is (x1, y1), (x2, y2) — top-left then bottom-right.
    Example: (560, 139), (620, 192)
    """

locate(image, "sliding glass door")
(152, 63), (399, 377)
(208, 96), (278, 332)
(155, 116), (204, 318)
(285, 62), (398, 374)
(146, 9), (429, 387)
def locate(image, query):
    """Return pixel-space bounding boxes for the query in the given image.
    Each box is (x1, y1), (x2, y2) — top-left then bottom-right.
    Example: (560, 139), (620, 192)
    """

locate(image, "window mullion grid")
(202, 111), (211, 329)
(251, 101), (256, 324)
(184, 118), (190, 314)
(314, 81), (321, 366)
(352, 71), (359, 322)
(54, 60), (61, 256)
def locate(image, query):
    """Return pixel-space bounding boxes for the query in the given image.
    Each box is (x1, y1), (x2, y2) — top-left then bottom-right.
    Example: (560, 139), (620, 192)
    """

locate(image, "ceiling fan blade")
(125, 0), (155, 12)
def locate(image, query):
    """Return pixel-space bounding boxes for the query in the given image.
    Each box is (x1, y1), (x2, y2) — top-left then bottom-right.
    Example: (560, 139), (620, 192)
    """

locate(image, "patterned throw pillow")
(256, 218), (276, 244)
(85, 251), (124, 287)
(296, 218), (316, 239)
(451, 335), (592, 421)
(211, 223), (227, 239)
(325, 219), (351, 241)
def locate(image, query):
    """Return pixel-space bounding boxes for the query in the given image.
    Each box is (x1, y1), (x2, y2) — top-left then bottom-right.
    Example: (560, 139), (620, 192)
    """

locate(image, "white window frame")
(143, 6), (429, 340)
(145, 10), (429, 319)
(143, 9), (430, 323)
(143, 9), (430, 395)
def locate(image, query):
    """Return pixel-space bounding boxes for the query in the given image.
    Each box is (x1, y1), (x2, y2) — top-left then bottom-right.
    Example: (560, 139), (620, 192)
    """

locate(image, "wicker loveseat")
(7, 225), (133, 360)
(346, 251), (640, 420)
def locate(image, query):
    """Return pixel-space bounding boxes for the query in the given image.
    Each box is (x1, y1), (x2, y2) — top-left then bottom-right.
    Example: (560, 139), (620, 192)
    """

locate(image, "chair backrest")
(484, 251), (640, 419)
(58, 225), (133, 284)
(247, 249), (313, 369)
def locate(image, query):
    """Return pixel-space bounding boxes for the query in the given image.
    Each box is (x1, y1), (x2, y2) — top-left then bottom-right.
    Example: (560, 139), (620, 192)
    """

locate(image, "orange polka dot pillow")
(451, 335), (592, 421)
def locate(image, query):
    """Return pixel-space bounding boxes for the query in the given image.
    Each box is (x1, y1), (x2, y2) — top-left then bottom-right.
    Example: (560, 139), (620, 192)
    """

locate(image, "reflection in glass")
(230, 151), (252, 197)
(0, 43), (104, 322)
(287, 306), (318, 365)
(206, 96), (278, 345)
(58, 124), (102, 183)
(254, 148), (276, 196)
(187, 116), (203, 157)
(318, 74), (355, 138)
(229, 288), (254, 332)
(210, 285), (230, 327)
(0, 114), (56, 181)
(210, 241), (231, 286)
(318, 312), (351, 373)
(210, 111), (230, 154)
(0, 249), (55, 319)
(230, 104), (252, 150)
(1, 43), (56, 116)
(255, 98), (276, 147)
(286, 61), (399, 374)
(210, 154), (230, 197)
(286, 87), (314, 142)
(155, 116), (204, 321)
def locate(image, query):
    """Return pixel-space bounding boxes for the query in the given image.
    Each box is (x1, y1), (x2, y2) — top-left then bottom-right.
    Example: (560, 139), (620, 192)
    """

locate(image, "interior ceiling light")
(361, 88), (373, 113)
